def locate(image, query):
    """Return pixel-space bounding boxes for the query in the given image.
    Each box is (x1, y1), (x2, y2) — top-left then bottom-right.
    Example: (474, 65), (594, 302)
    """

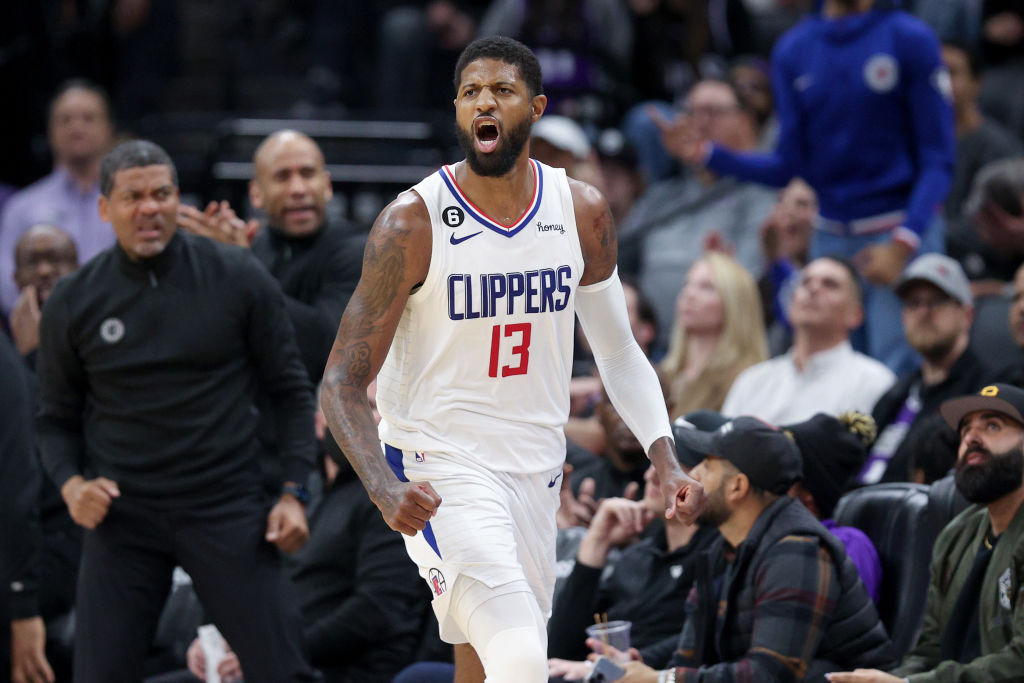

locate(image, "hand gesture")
(547, 657), (592, 681)
(177, 201), (259, 248)
(656, 464), (705, 524)
(265, 494), (310, 553)
(61, 476), (119, 529)
(649, 105), (708, 166)
(852, 241), (912, 285)
(376, 481), (442, 536)
(558, 471), (599, 528)
(9, 285), (41, 355)
(186, 636), (244, 682)
(589, 498), (654, 548)
(11, 616), (54, 683)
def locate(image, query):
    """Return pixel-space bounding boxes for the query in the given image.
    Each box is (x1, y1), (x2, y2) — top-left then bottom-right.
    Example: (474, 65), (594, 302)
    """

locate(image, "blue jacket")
(707, 10), (955, 239)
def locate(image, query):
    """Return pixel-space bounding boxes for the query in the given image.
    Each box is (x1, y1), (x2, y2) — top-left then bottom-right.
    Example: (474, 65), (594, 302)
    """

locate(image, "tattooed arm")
(320, 192), (442, 535)
(570, 179), (706, 524)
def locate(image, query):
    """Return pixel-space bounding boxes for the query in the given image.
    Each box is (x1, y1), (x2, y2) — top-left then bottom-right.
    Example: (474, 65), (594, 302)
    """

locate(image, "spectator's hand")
(588, 498), (653, 547)
(649, 105), (708, 166)
(375, 481), (442, 536)
(558, 472), (599, 528)
(60, 475), (119, 529)
(266, 493), (310, 553)
(825, 671), (904, 683)
(177, 201), (258, 248)
(618, 660), (660, 683)
(186, 637), (207, 680)
(547, 658), (591, 680)
(852, 241), (912, 285)
(11, 616), (54, 683)
(586, 638), (642, 663)
(9, 285), (41, 355)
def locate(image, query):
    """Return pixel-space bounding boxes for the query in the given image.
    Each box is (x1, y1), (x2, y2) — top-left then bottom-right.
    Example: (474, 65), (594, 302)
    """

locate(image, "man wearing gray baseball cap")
(865, 254), (1007, 485)
(620, 416), (896, 682)
(829, 383), (1024, 683)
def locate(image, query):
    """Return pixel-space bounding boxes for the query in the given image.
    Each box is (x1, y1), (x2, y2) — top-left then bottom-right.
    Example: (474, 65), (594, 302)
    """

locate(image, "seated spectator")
(177, 407), (427, 683)
(547, 467), (719, 670)
(828, 382), (1024, 683)
(595, 129), (646, 226)
(943, 41), (1024, 285)
(723, 257), (896, 424)
(659, 253), (766, 418)
(865, 255), (1006, 485)
(784, 411), (883, 604)
(758, 177), (817, 352)
(963, 156), (1024, 283)
(730, 55), (777, 149)
(619, 79), (776, 350)
(1008, 261), (1024, 381)
(0, 80), (114, 316)
(618, 416), (897, 681)
(8, 224), (79, 359)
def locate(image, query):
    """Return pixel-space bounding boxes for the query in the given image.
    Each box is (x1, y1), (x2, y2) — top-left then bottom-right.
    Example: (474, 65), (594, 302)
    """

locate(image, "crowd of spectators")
(5, 0), (1024, 682)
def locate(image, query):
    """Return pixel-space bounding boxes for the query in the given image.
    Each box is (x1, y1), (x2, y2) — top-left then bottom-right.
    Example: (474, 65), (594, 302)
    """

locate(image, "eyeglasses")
(900, 296), (957, 311)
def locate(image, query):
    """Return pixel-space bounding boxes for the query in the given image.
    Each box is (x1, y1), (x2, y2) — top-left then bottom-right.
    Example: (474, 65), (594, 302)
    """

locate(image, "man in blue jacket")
(665, 0), (956, 375)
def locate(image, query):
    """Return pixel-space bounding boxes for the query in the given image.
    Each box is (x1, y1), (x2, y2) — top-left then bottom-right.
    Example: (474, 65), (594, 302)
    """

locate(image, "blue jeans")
(810, 214), (945, 376)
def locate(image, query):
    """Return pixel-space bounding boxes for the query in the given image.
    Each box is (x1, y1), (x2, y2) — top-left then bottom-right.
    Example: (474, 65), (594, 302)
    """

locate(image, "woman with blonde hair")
(660, 252), (766, 418)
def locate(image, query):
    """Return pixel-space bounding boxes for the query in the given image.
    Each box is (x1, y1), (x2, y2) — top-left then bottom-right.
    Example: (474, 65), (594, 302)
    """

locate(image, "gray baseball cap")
(896, 253), (972, 306)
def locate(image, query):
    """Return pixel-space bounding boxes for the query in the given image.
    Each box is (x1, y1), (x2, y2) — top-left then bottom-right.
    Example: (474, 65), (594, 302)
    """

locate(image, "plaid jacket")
(669, 497), (897, 682)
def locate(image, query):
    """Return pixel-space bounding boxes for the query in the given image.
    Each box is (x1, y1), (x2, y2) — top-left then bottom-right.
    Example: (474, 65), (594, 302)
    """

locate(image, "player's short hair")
(454, 36), (543, 98)
(100, 139), (178, 197)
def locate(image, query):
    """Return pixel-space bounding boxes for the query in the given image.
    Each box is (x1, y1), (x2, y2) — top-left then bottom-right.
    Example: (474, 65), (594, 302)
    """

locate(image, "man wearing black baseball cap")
(620, 416), (896, 682)
(829, 383), (1024, 683)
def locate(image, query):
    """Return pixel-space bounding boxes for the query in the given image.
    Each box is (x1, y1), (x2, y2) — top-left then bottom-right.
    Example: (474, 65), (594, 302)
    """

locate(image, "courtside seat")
(927, 473), (970, 538)
(834, 483), (934, 658)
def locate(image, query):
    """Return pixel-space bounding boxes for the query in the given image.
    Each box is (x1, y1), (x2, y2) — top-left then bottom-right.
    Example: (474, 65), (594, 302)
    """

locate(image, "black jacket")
(36, 231), (315, 499)
(0, 333), (41, 621)
(251, 222), (363, 383)
(872, 348), (1003, 483)
(289, 469), (427, 682)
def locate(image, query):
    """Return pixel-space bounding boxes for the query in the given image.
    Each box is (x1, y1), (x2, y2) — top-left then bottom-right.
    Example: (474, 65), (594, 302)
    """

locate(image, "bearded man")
(829, 382), (1024, 683)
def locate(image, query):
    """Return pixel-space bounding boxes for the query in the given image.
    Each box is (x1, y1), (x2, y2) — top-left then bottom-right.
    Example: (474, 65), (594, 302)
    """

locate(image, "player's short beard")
(954, 443), (1024, 504)
(455, 114), (533, 178)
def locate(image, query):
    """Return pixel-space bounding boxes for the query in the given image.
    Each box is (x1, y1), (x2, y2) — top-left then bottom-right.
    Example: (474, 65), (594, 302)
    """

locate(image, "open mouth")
(474, 118), (500, 153)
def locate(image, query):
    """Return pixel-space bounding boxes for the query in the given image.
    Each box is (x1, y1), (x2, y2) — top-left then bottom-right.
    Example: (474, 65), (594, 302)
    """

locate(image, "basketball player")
(320, 36), (705, 683)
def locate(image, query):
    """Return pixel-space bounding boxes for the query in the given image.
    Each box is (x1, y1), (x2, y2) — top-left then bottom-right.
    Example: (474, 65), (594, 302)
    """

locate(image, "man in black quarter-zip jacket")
(35, 140), (319, 683)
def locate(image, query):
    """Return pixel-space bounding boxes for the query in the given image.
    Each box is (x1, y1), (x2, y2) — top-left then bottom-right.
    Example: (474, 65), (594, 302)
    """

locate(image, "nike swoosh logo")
(449, 231), (483, 245)
(548, 474), (561, 488)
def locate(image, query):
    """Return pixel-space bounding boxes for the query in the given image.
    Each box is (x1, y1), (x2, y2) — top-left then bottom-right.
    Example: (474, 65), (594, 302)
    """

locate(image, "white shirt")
(377, 160), (585, 474)
(720, 341), (896, 425)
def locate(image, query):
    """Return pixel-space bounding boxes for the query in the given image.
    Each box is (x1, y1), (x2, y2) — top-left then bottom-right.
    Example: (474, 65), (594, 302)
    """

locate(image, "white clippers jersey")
(377, 159), (585, 474)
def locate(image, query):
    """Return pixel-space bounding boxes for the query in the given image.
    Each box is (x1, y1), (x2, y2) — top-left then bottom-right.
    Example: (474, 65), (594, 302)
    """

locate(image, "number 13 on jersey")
(488, 323), (531, 377)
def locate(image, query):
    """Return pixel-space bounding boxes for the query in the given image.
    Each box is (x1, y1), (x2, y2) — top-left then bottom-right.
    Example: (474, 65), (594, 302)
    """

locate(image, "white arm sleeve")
(575, 268), (672, 453)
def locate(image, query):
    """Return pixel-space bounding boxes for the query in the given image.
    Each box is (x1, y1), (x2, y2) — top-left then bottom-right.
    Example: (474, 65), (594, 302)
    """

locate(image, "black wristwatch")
(282, 482), (311, 505)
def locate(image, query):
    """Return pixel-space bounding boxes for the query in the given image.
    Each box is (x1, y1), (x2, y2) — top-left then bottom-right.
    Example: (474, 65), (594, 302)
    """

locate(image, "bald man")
(248, 130), (363, 383)
(176, 130), (364, 383)
(9, 224), (79, 356)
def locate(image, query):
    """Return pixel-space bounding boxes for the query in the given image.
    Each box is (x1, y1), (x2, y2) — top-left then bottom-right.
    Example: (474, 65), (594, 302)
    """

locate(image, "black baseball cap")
(672, 411), (729, 468)
(672, 415), (803, 494)
(940, 383), (1024, 431)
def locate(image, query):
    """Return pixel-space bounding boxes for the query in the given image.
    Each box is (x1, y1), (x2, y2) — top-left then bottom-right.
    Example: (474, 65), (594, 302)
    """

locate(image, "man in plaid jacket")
(618, 417), (897, 682)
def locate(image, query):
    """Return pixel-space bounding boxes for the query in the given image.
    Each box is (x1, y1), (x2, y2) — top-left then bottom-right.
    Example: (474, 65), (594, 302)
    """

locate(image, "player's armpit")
(569, 179), (617, 286)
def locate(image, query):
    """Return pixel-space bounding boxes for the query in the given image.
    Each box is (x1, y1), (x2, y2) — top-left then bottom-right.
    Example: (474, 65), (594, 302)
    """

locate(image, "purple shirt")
(0, 167), (114, 314)
(823, 519), (882, 604)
